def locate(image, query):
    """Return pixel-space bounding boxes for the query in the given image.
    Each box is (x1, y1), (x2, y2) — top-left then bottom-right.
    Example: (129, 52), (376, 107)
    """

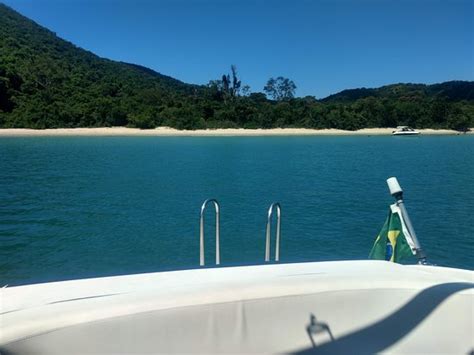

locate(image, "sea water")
(0, 135), (473, 285)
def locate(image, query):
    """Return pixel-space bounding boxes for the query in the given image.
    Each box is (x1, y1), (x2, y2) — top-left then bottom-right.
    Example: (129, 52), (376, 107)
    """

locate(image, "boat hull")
(392, 131), (420, 136)
(1, 261), (472, 354)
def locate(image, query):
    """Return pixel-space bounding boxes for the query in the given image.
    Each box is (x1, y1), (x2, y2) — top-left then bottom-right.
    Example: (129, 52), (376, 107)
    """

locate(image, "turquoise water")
(1, 135), (473, 285)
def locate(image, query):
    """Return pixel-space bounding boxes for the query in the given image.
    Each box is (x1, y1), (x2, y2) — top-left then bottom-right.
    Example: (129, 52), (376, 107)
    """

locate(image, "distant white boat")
(392, 126), (420, 135)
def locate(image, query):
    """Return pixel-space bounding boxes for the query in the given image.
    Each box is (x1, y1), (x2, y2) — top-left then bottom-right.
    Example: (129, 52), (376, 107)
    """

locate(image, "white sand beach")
(0, 127), (471, 137)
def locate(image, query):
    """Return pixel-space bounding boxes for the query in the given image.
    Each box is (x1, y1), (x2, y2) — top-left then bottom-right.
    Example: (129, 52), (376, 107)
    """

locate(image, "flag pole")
(386, 177), (427, 264)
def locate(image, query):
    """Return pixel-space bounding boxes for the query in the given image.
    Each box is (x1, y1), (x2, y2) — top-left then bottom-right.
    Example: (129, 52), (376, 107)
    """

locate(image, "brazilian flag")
(369, 204), (416, 263)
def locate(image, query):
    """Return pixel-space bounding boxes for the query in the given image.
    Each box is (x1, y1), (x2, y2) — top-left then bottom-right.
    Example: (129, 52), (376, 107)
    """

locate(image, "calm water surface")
(1, 135), (473, 285)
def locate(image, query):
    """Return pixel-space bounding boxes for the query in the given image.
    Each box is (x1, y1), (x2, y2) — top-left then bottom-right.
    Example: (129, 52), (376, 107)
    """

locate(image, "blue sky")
(3, 0), (473, 98)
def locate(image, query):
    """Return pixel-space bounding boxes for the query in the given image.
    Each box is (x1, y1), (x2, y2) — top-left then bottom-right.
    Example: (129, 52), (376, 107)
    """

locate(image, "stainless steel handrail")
(265, 202), (281, 262)
(200, 199), (220, 266)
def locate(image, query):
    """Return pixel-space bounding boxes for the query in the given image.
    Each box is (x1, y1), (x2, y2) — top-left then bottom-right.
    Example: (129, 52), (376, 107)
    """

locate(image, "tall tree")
(209, 65), (243, 102)
(264, 77), (297, 101)
(230, 64), (241, 97)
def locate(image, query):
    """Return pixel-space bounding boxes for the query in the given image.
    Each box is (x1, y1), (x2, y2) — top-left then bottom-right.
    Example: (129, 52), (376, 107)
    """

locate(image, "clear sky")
(3, 0), (473, 98)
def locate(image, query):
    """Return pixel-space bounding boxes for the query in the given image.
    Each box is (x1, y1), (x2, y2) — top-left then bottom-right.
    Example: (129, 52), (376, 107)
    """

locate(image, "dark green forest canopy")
(0, 3), (473, 130)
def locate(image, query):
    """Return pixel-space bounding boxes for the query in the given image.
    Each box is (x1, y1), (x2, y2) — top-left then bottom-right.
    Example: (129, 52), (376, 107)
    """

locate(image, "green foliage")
(0, 3), (473, 131)
(161, 106), (205, 130)
(128, 112), (156, 129)
(207, 65), (243, 103)
(0, 3), (197, 129)
(264, 77), (297, 101)
(446, 103), (473, 132)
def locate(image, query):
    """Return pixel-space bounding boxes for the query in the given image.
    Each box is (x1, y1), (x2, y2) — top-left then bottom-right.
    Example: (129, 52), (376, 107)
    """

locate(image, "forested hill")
(1, 3), (473, 130)
(0, 3), (199, 128)
(323, 82), (474, 103)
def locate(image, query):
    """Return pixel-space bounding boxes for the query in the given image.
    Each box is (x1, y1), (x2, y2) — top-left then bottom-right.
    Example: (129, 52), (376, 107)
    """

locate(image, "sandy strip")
(0, 127), (471, 137)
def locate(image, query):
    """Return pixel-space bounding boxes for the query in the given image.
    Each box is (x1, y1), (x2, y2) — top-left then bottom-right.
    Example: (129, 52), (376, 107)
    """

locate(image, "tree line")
(0, 4), (473, 131)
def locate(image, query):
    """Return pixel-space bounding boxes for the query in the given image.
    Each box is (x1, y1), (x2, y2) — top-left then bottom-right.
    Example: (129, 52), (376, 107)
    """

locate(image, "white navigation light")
(387, 177), (403, 197)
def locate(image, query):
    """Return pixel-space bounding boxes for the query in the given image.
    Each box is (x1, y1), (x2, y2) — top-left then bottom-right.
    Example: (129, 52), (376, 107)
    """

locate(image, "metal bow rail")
(198, 200), (282, 266)
(199, 199), (220, 266)
(265, 202), (281, 262)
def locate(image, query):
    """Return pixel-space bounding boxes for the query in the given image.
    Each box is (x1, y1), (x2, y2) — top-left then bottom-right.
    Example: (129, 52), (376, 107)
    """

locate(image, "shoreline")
(0, 127), (471, 137)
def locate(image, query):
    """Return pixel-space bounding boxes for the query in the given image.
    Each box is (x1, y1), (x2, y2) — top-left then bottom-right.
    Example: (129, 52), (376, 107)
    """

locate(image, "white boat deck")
(1, 260), (473, 354)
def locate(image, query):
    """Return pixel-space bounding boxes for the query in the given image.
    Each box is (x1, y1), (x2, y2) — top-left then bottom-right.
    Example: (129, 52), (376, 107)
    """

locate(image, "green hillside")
(0, 3), (473, 130)
(323, 81), (474, 102)
(0, 3), (199, 128)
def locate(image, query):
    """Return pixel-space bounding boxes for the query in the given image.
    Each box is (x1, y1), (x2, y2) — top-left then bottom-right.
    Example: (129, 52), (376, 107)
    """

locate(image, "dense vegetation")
(1, 3), (473, 130)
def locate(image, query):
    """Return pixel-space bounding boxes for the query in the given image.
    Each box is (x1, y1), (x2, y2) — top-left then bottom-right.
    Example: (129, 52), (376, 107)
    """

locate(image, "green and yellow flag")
(369, 204), (416, 263)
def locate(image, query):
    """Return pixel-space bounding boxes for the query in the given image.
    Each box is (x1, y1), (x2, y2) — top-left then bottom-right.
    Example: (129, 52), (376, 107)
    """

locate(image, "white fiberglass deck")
(1, 260), (473, 354)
